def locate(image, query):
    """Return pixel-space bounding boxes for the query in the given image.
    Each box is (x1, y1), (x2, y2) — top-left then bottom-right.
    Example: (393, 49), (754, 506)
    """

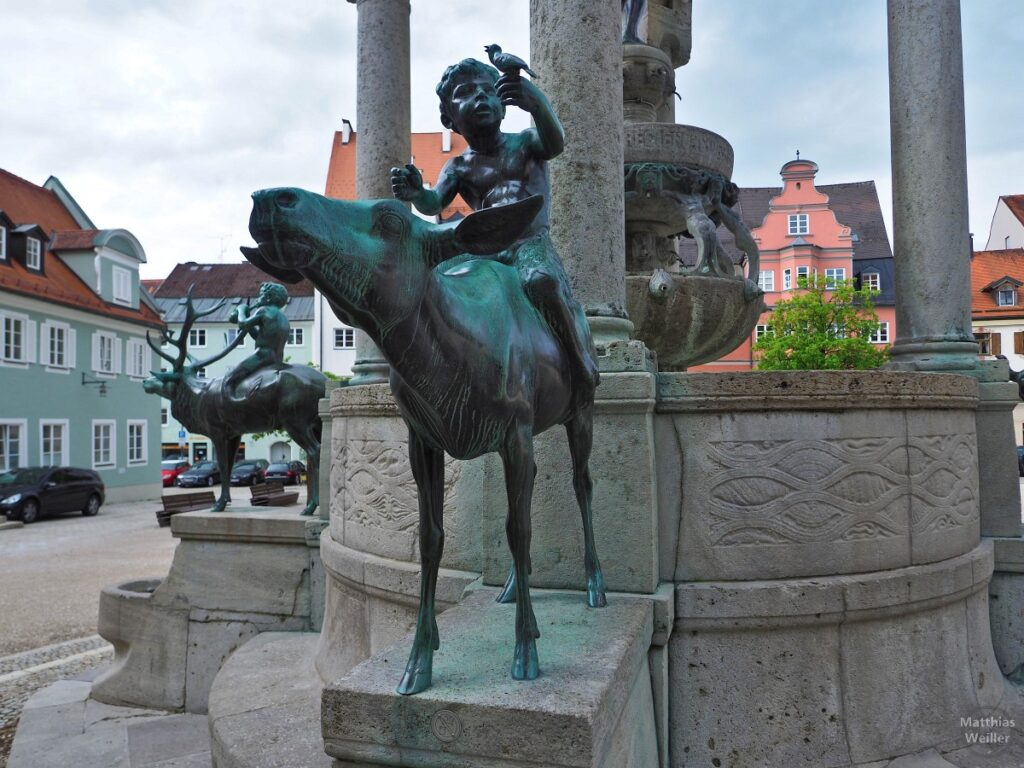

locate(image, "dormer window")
(0, 226), (6, 261)
(26, 237), (41, 270)
(998, 288), (1016, 306)
(788, 214), (809, 236)
(112, 266), (132, 305)
(862, 272), (881, 292)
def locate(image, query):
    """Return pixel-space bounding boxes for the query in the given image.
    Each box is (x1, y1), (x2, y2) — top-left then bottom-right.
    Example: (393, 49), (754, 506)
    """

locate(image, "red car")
(161, 460), (191, 487)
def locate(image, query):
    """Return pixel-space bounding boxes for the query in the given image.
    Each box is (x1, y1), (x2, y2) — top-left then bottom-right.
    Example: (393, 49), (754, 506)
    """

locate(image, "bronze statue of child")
(390, 57), (599, 409)
(225, 281), (290, 395)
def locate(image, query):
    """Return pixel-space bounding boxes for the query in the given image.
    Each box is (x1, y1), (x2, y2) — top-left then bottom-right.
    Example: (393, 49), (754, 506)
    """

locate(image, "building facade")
(687, 159), (897, 371)
(150, 263), (321, 464)
(0, 169), (164, 502)
(984, 195), (1024, 251)
(971, 247), (1024, 444)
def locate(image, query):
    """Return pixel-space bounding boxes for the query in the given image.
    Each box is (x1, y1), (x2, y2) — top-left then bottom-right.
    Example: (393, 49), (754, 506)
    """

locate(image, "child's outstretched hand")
(390, 164), (425, 202)
(497, 74), (541, 114)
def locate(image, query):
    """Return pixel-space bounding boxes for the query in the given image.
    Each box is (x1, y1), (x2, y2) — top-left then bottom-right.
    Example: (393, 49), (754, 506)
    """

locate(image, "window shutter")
(67, 328), (77, 369)
(992, 333), (1002, 356)
(143, 343), (152, 375)
(92, 333), (101, 371)
(25, 320), (37, 364)
(1014, 332), (1024, 355)
(112, 338), (122, 374)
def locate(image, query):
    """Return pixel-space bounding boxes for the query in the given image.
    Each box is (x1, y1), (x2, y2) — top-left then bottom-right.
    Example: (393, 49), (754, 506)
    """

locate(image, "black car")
(265, 461), (305, 485)
(176, 461), (221, 488)
(0, 466), (105, 524)
(230, 459), (269, 486)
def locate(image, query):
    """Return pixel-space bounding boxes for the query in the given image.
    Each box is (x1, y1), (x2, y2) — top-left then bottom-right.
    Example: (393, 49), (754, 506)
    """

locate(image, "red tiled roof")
(153, 262), (315, 299)
(0, 169), (164, 329)
(971, 249), (1024, 318)
(0, 169), (79, 233)
(141, 279), (163, 295)
(325, 130), (474, 219)
(1002, 195), (1024, 226)
(50, 229), (101, 250)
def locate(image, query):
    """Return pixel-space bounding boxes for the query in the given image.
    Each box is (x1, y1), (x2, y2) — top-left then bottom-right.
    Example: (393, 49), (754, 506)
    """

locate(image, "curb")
(0, 521), (24, 532)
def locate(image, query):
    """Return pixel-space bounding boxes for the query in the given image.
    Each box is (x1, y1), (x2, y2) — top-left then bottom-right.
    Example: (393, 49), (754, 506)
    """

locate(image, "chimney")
(342, 119), (353, 145)
(442, 127), (452, 153)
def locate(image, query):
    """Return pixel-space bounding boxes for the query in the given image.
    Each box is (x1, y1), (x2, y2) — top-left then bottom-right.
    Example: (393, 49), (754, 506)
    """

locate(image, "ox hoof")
(212, 502), (228, 512)
(511, 639), (539, 681)
(587, 573), (607, 608)
(300, 506), (316, 517)
(397, 643), (434, 696)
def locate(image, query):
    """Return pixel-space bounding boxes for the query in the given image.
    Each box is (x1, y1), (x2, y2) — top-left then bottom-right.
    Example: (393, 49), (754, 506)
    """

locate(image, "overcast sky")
(2, 1), (1021, 279)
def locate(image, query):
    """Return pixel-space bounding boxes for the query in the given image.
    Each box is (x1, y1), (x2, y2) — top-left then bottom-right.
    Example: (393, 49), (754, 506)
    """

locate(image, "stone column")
(886, 0), (977, 371)
(347, 0), (411, 384)
(530, 0), (632, 347)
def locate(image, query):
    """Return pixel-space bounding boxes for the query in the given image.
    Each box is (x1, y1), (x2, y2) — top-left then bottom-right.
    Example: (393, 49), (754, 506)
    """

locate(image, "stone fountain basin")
(626, 272), (765, 370)
(624, 123), (734, 178)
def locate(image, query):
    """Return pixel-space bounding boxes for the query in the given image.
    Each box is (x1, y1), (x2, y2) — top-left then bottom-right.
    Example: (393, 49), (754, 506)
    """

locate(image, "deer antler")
(146, 328), (180, 367)
(187, 331), (247, 371)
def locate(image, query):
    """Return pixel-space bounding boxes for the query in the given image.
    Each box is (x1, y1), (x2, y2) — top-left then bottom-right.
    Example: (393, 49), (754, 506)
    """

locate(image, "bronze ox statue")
(243, 189), (606, 694)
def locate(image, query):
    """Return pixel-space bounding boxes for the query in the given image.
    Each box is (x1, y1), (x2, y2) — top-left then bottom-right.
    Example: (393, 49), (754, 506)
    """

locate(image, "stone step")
(207, 631), (331, 768)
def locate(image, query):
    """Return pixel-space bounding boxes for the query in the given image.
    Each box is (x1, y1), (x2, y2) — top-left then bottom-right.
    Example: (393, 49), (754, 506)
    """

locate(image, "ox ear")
(239, 246), (305, 285)
(430, 195), (543, 263)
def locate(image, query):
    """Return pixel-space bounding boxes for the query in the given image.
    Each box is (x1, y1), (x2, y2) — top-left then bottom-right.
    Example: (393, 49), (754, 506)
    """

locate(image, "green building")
(0, 169), (164, 503)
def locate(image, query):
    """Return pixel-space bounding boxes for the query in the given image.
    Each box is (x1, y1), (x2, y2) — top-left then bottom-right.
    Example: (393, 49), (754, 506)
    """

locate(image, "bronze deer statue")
(142, 287), (326, 515)
(243, 189), (606, 695)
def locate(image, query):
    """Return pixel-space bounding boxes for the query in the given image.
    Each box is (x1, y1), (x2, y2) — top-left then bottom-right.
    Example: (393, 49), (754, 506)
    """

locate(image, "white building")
(984, 195), (1024, 251)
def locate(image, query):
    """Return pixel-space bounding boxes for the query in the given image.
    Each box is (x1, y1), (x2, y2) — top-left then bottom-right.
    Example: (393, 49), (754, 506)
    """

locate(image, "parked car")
(230, 459), (269, 486)
(1017, 446), (1024, 477)
(265, 461), (305, 486)
(161, 460), (191, 487)
(0, 466), (105, 524)
(176, 461), (221, 488)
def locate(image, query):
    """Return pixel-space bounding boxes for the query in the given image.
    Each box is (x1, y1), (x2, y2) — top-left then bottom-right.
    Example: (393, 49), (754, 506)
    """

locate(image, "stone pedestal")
(92, 507), (324, 714)
(322, 589), (658, 768)
(973, 359), (1023, 538)
(989, 537), (1024, 680)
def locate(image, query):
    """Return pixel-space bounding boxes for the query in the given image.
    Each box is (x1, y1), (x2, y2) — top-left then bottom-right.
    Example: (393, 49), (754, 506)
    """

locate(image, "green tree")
(753, 277), (889, 370)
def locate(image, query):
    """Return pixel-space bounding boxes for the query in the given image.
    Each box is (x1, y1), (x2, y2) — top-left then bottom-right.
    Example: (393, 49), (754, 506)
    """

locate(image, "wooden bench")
(157, 491), (217, 527)
(250, 481), (299, 507)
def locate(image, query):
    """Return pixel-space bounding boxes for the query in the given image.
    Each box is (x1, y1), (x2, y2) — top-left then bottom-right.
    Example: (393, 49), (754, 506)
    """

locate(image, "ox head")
(245, 188), (542, 324)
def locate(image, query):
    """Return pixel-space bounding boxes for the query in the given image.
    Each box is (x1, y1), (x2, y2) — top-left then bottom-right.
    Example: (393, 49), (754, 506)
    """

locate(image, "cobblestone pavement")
(0, 636), (113, 767)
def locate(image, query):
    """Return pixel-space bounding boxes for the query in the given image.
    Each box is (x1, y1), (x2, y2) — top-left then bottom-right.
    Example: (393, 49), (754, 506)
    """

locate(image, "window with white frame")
(125, 338), (148, 379)
(998, 288), (1017, 307)
(40, 421), (68, 466)
(824, 268), (846, 286)
(43, 322), (73, 369)
(26, 237), (41, 270)
(92, 331), (119, 375)
(161, 407), (168, 426)
(788, 214), (809, 235)
(796, 266), (816, 286)
(870, 322), (890, 344)
(0, 226), (6, 261)
(2, 313), (28, 363)
(757, 270), (775, 292)
(755, 324), (770, 341)
(92, 420), (115, 469)
(334, 328), (355, 349)
(0, 421), (25, 471)
(112, 266), (132, 305)
(783, 269), (792, 290)
(188, 329), (207, 347)
(127, 421), (147, 466)
(862, 272), (881, 292)
(287, 327), (304, 346)
(196, 367), (207, 379)
(829, 324), (847, 339)
(226, 328), (242, 345)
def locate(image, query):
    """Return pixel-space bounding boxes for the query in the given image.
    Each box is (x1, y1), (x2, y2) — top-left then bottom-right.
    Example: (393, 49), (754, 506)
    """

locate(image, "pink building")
(688, 158), (896, 371)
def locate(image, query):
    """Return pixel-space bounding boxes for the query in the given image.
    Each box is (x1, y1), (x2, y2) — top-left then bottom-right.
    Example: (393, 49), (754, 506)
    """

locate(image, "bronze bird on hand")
(485, 43), (538, 80)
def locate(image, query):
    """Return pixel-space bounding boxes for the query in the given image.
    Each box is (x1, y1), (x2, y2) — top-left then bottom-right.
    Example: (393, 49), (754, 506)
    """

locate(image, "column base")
(348, 358), (391, 386)
(885, 339), (980, 372)
(587, 313), (634, 347)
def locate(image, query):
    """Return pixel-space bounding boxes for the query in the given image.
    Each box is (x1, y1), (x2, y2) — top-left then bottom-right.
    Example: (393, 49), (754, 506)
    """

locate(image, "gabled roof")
(153, 262), (315, 300)
(325, 129), (474, 219)
(981, 275), (1024, 292)
(0, 168), (163, 328)
(679, 180), (892, 267)
(1002, 195), (1024, 226)
(972, 249), (1024, 318)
